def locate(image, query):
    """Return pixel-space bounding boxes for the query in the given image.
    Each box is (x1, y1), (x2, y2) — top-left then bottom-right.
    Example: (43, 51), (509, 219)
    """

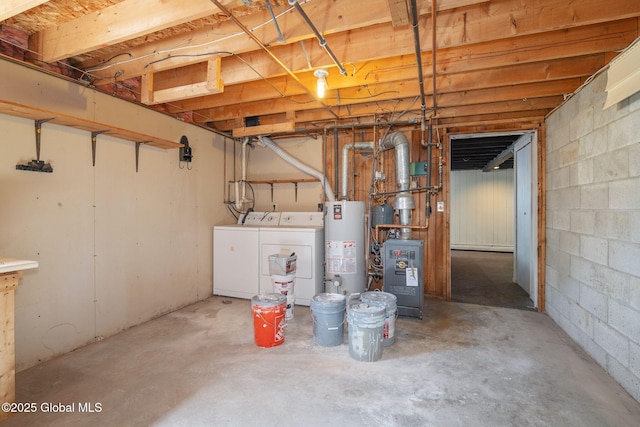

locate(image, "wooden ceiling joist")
(388, 0), (411, 27)
(32, 0), (220, 62)
(232, 121), (295, 137)
(3, 0), (639, 139)
(0, 0), (48, 22)
(78, 0), (639, 85)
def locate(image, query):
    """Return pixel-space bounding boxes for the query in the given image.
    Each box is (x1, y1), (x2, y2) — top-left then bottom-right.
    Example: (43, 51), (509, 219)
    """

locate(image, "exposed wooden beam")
(78, 0), (400, 79)
(182, 55), (592, 120)
(78, 0), (484, 78)
(211, 17), (635, 88)
(388, 0), (410, 27)
(165, 52), (603, 115)
(0, 0), (47, 21)
(80, 0), (640, 83)
(232, 121), (295, 137)
(33, 0), (220, 62)
(246, 99), (559, 131)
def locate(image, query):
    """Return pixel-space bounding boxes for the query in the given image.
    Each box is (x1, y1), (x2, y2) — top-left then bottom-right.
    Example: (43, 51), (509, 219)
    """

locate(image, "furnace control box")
(382, 239), (424, 319)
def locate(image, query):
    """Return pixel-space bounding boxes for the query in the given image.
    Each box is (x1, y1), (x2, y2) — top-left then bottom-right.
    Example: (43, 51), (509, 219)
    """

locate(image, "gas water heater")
(324, 200), (366, 295)
(383, 239), (424, 319)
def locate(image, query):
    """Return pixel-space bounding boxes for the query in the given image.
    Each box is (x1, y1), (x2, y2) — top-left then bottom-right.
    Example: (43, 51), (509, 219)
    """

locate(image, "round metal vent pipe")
(380, 132), (415, 239)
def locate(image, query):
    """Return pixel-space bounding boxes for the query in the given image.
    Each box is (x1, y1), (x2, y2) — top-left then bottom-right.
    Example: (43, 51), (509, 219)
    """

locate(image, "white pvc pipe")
(234, 181), (241, 210)
(241, 137), (249, 203)
(259, 136), (335, 202)
(234, 137), (251, 211)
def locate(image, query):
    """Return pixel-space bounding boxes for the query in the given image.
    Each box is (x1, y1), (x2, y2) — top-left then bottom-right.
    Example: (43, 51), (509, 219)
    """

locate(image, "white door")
(514, 134), (536, 305)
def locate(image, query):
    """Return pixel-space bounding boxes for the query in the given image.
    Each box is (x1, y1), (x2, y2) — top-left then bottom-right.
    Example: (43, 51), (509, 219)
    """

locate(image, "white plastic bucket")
(272, 273), (295, 320)
(268, 254), (297, 275)
(361, 291), (398, 346)
(346, 301), (385, 362)
(310, 293), (346, 346)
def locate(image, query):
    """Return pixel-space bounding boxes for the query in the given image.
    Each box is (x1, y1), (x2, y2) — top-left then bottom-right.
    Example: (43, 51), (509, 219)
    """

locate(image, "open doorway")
(449, 132), (536, 311)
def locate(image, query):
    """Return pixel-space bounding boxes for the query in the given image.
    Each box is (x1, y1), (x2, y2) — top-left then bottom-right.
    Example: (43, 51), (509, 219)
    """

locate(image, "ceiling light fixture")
(314, 69), (328, 98)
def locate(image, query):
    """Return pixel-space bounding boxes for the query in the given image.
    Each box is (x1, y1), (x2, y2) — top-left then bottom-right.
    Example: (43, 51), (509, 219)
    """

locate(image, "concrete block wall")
(545, 70), (640, 402)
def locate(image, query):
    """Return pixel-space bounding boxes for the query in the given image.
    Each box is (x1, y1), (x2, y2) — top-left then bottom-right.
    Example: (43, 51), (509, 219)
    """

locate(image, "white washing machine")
(213, 212), (324, 305)
(212, 212), (280, 299)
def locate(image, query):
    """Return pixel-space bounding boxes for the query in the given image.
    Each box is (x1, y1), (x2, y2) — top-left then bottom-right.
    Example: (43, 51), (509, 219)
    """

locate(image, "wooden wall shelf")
(0, 99), (182, 150)
(247, 178), (319, 184)
(246, 178), (320, 202)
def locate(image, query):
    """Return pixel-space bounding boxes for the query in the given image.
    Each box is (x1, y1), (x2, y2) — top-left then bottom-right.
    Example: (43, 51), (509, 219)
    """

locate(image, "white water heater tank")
(324, 201), (366, 295)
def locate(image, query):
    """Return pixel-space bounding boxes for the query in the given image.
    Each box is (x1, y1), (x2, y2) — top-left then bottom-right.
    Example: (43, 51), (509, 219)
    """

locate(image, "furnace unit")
(383, 240), (423, 319)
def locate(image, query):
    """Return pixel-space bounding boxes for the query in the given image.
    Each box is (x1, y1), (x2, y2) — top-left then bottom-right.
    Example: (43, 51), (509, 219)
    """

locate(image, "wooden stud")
(0, 271), (21, 420)
(537, 124), (547, 312)
(232, 121), (296, 138)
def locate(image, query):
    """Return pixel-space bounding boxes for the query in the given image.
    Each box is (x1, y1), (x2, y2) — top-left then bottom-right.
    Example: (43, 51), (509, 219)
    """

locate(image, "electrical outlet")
(437, 201), (445, 212)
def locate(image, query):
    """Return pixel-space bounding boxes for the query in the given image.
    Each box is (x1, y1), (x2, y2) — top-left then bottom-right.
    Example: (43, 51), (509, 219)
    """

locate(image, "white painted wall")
(545, 69), (640, 402)
(0, 111), (226, 370)
(450, 169), (514, 251)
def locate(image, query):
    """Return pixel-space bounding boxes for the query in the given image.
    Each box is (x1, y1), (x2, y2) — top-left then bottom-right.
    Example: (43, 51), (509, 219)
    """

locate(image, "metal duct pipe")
(288, 0), (347, 76)
(340, 142), (374, 200)
(259, 136), (336, 202)
(380, 132), (415, 239)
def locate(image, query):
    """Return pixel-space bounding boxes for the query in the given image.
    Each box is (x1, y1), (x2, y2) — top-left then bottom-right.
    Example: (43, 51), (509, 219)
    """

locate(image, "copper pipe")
(375, 223), (429, 231)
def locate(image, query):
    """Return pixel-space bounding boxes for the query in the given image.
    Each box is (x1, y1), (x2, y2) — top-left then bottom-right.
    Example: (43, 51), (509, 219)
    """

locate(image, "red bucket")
(251, 293), (287, 347)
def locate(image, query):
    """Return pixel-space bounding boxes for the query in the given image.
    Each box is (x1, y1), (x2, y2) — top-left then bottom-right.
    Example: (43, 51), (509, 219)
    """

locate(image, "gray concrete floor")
(451, 250), (534, 311)
(3, 297), (640, 426)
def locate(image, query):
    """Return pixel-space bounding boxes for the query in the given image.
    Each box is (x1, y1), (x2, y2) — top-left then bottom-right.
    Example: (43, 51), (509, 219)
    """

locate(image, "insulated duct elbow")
(381, 132), (415, 239)
(340, 142), (374, 200)
(259, 136), (335, 202)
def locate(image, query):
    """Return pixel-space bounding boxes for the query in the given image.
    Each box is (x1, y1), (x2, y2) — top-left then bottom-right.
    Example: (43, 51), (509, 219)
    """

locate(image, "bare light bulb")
(314, 69), (328, 98)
